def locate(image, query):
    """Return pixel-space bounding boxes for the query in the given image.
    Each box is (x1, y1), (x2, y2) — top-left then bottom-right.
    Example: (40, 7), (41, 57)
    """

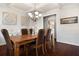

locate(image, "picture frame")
(60, 16), (78, 24)
(2, 12), (17, 25)
(21, 16), (29, 26)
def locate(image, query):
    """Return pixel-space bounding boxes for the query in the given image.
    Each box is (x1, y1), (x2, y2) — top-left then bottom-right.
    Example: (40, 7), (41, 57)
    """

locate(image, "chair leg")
(36, 47), (38, 56)
(45, 42), (51, 54)
(7, 48), (12, 56)
(42, 45), (45, 55)
(45, 43), (47, 53)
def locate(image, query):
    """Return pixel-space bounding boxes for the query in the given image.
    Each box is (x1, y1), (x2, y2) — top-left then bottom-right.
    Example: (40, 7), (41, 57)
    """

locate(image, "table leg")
(51, 34), (55, 52)
(25, 47), (29, 56)
(14, 44), (19, 56)
(24, 45), (28, 56)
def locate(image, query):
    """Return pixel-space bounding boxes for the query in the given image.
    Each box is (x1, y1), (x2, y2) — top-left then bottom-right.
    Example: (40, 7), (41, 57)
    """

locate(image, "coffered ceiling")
(0, 3), (79, 13)
(0, 3), (60, 13)
(11, 3), (59, 13)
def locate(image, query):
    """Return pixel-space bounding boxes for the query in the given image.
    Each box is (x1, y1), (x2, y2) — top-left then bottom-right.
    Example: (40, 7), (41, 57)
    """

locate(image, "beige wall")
(0, 7), (26, 45)
(1, 4), (79, 46)
(0, 6), (43, 45)
(44, 4), (79, 46)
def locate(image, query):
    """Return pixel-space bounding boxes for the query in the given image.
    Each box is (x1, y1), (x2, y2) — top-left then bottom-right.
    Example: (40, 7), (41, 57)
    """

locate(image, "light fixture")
(28, 4), (42, 22)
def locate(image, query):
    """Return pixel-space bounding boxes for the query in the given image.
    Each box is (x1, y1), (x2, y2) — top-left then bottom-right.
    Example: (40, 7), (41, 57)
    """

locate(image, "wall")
(20, 14), (43, 34)
(25, 17), (43, 34)
(0, 6), (43, 45)
(59, 4), (79, 46)
(1, 4), (79, 46)
(0, 7), (26, 45)
(44, 4), (79, 46)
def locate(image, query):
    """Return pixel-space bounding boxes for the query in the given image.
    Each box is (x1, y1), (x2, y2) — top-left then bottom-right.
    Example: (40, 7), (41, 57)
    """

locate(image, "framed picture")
(2, 12), (17, 25)
(60, 16), (78, 24)
(21, 16), (29, 26)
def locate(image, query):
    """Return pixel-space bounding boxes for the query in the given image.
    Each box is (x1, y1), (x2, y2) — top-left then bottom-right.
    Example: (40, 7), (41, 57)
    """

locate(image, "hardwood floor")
(0, 42), (79, 56)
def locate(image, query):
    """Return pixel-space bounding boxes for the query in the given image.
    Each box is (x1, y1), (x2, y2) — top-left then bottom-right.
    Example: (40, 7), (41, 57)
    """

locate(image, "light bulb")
(39, 14), (42, 17)
(35, 11), (39, 15)
(28, 13), (33, 17)
(36, 16), (39, 18)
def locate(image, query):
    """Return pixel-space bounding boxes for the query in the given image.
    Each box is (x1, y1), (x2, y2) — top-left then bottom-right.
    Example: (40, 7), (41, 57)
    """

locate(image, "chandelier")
(28, 4), (42, 22)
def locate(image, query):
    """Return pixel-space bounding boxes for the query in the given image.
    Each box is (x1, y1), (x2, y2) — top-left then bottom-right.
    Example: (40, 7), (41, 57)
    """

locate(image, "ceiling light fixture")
(28, 3), (42, 22)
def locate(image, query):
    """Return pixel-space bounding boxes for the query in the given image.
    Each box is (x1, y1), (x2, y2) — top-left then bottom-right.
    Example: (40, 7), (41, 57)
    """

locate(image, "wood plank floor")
(0, 42), (79, 56)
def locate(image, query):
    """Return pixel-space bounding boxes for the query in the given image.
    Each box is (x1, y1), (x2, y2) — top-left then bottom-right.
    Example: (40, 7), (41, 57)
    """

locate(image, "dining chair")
(21, 28), (35, 55)
(21, 28), (29, 55)
(29, 29), (33, 35)
(29, 28), (36, 45)
(27, 29), (45, 56)
(1, 29), (25, 56)
(44, 29), (51, 53)
(21, 28), (28, 35)
(1, 29), (13, 56)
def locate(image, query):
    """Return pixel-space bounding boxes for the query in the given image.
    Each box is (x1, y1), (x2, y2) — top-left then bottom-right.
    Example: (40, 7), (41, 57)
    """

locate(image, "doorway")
(43, 14), (56, 42)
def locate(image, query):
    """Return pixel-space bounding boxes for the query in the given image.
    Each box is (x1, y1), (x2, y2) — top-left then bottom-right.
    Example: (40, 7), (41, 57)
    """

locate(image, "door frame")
(43, 14), (57, 41)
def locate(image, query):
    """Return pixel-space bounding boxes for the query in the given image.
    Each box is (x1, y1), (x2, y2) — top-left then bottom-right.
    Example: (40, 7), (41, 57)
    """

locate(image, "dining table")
(10, 35), (37, 56)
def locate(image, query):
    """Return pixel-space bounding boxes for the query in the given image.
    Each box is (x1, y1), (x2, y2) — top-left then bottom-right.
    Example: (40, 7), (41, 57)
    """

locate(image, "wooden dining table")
(10, 35), (37, 56)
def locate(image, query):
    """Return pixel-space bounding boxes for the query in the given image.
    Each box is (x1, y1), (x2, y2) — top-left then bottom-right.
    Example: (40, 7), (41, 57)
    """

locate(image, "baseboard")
(57, 41), (79, 47)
